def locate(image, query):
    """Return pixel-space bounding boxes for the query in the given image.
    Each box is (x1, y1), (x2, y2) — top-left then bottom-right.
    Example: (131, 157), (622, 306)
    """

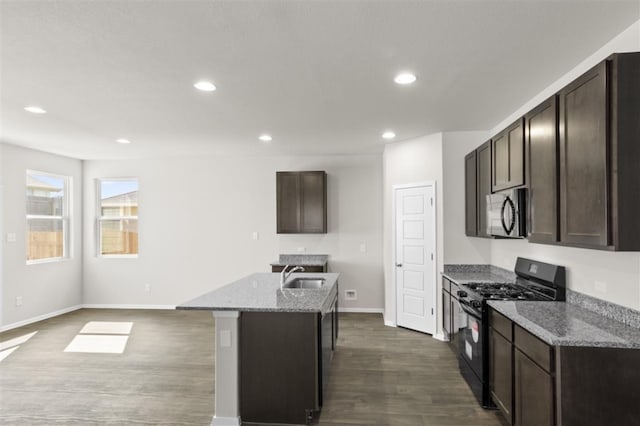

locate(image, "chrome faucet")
(280, 265), (305, 287)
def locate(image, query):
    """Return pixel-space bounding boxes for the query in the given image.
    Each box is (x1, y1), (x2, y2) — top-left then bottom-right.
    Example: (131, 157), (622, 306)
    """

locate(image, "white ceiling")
(1, 1), (639, 160)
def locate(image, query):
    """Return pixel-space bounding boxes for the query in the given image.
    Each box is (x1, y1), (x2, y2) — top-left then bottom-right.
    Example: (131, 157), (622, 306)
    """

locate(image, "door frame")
(391, 181), (438, 335)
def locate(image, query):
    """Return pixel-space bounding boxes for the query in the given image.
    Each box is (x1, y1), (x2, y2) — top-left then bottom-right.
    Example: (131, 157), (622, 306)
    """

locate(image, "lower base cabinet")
(489, 308), (640, 426)
(239, 295), (338, 425)
(514, 348), (554, 426)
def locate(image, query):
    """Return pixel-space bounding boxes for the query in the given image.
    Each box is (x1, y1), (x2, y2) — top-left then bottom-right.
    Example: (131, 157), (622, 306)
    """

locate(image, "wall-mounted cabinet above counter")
(277, 171), (327, 234)
(465, 52), (640, 251)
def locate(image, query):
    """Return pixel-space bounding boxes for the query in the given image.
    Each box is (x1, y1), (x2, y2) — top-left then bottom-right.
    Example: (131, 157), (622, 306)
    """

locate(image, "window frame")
(96, 177), (139, 259)
(26, 169), (72, 265)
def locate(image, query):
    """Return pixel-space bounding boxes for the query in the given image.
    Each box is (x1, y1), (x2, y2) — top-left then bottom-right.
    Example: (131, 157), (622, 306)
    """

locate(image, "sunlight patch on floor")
(64, 335), (130, 354)
(79, 321), (133, 335)
(0, 346), (20, 362)
(0, 331), (38, 362)
(0, 331), (38, 351)
(64, 321), (134, 354)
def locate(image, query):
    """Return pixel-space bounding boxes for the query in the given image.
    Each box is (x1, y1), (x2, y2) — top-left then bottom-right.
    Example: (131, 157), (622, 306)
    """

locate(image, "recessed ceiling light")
(116, 138), (131, 144)
(194, 81), (217, 92)
(394, 72), (417, 85)
(382, 131), (396, 140)
(259, 134), (273, 142)
(24, 106), (46, 114)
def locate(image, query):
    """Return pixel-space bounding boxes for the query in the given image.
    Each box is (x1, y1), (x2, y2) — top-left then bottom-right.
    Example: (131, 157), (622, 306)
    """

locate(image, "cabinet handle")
(396, 263), (403, 267)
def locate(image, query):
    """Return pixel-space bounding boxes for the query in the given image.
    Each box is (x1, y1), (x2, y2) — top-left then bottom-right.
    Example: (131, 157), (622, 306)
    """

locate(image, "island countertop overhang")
(176, 272), (339, 315)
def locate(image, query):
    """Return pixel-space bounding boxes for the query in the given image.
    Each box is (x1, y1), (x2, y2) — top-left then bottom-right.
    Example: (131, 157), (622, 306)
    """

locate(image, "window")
(26, 170), (71, 263)
(97, 178), (139, 257)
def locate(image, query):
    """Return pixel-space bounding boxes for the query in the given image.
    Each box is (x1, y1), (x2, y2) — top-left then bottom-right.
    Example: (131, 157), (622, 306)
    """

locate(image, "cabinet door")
(300, 172), (326, 233)
(277, 172), (301, 233)
(559, 61), (608, 247)
(490, 328), (513, 424)
(527, 97), (559, 244)
(514, 349), (554, 426)
(492, 119), (525, 192)
(465, 151), (478, 236)
(442, 288), (452, 340)
(477, 141), (492, 237)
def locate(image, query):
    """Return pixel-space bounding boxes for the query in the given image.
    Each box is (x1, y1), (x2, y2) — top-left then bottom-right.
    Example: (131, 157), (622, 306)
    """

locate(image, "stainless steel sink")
(283, 278), (325, 289)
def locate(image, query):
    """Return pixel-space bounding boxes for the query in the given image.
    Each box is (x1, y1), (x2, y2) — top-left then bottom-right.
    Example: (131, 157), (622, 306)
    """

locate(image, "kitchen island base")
(211, 311), (241, 426)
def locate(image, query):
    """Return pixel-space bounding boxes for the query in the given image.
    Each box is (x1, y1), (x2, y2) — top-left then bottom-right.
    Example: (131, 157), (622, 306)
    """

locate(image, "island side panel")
(240, 312), (319, 425)
(212, 311), (241, 426)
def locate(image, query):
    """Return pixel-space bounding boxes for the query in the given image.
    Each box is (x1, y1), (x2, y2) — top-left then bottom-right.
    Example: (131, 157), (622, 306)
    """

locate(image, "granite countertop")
(270, 254), (329, 266)
(442, 264), (516, 285)
(488, 301), (640, 349)
(176, 272), (339, 314)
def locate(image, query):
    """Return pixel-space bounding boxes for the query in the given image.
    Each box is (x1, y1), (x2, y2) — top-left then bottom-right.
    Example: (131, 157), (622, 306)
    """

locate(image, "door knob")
(396, 263), (403, 267)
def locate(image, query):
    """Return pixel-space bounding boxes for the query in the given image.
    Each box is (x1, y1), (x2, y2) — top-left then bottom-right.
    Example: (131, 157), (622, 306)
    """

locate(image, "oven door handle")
(459, 299), (482, 319)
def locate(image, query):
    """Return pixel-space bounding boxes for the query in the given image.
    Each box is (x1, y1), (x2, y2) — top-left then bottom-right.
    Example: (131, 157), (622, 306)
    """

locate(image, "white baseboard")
(384, 320), (397, 327)
(211, 416), (241, 426)
(338, 307), (384, 313)
(0, 304), (83, 332)
(432, 333), (447, 342)
(82, 304), (176, 310)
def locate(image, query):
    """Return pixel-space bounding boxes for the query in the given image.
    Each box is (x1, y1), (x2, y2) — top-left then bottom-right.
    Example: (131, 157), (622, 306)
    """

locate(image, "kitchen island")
(177, 272), (339, 426)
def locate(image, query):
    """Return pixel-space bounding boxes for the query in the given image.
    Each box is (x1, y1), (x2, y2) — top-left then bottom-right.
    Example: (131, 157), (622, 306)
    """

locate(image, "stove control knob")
(457, 290), (467, 298)
(470, 300), (482, 309)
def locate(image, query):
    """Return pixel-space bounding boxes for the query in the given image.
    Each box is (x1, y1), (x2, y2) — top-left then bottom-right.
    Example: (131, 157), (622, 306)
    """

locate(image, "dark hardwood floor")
(0, 310), (505, 425)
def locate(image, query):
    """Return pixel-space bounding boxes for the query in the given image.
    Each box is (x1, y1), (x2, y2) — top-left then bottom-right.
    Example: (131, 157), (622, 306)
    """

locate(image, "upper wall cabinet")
(559, 53), (640, 250)
(464, 141), (492, 238)
(464, 150), (477, 236)
(277, 171), (327, 234)
(477, 141), (492, 238)
(526, 96), (559, 244)
(492, 118), (525, 192)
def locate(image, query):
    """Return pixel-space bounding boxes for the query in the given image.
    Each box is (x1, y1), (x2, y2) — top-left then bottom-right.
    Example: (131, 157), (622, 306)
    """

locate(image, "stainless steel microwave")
(487, 188), (527, 238)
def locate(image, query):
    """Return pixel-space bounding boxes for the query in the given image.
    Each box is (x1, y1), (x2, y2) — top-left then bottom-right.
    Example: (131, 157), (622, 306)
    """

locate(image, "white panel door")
(395, 185), (435, 334)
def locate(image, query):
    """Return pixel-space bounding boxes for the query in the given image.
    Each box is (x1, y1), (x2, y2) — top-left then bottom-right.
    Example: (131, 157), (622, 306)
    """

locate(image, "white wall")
(489, 19), (640, 310)
(442, 131), (491, 265)
(382, 133), (444, 328)
(1, 144), (83, 327)
(82, 154), (383, 311)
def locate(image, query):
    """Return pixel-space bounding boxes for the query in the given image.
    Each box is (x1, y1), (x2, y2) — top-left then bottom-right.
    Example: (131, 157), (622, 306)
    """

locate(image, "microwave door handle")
(500, 198), (509, 234)
(501, 196), (516, 235)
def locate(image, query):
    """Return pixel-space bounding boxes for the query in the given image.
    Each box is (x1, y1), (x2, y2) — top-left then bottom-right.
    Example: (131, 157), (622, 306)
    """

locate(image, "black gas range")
(456, 258), (566, 408)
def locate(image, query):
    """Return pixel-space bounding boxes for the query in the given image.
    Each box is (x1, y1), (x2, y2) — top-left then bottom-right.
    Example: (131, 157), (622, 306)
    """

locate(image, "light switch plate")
(252, 232), (259, 240)
(359, 243), (367, 253)
(7, 233), (16, 243)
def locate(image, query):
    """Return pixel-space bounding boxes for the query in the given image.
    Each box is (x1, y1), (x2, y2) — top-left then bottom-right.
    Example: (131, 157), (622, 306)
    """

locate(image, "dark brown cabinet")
(240, 295), (338, 424)
(558, 61), (608, 248)
(526, 96), (559, 244)
(489, 309), (554, 426)
(492, 119), (525, 192)
(465, 151), (477, 236)
(477, 141), (492, 238)
(464, 141), (491, 238)
(271, 264), (326, 273)
(489, 308), (640, 426)
(514, 347), (554, 426)
(277, 171), (327, 234)
(442, 277), (464, 353)
(558, 53), (640, 250)
(489, 311), (513, 424)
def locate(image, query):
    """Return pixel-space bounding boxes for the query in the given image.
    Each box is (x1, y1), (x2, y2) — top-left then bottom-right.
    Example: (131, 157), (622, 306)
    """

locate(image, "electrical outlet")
(15, 296), (23, 306)
(345, 290), (357, 301)
(359, 243), (367, 253)
(7, 233), (16, 243)
(297, 247), (306, 253)
(145, 283), (151, 292)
